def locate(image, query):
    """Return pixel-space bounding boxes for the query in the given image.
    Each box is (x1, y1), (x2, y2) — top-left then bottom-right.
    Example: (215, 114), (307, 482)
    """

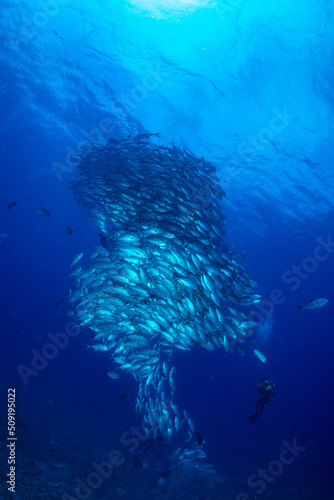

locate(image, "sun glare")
(127, 0), (213, 18)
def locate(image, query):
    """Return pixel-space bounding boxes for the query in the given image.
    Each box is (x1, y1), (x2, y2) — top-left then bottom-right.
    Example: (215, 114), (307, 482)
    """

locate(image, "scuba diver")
(247, 377), (276, 423)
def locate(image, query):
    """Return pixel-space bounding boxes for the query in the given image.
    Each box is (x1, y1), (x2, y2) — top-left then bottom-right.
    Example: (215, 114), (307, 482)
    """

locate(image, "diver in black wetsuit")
(247, 377), (276, 423)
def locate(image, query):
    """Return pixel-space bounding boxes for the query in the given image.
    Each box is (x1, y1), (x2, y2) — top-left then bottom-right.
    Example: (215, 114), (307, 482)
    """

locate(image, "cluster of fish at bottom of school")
(68, 135), (260, 472)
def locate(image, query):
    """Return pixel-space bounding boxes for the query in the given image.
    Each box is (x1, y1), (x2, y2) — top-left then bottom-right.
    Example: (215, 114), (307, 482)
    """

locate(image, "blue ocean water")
(1, 1), (333, 499)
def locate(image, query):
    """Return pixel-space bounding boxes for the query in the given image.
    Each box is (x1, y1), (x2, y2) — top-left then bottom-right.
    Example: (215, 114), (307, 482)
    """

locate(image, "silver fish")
(70, 253), (83, 268)
(69, 136), (260, 452)
(298, 298), (328, 313)
(105, 371), (119, 379)
(252, 348), (266, 363)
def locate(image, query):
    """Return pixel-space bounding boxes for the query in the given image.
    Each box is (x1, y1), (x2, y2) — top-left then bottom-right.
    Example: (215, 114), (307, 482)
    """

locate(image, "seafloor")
(0, 410), (330, 500)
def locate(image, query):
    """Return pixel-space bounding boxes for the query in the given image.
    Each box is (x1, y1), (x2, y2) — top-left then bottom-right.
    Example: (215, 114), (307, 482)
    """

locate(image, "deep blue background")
(1, 0), (334, 497)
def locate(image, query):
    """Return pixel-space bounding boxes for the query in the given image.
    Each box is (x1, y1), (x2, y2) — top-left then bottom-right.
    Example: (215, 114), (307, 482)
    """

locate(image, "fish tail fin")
(297, 305), (303, 314)
(47, 211), (51, 217)
(156, 133), (160, 137)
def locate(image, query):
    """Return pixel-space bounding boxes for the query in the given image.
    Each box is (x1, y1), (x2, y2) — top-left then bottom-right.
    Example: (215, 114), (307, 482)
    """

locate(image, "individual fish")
(56, 298), (66, 308)
(70, 253), (83, 268)
(134, 131), (159, 141)
(158, 470), (172, 478)
(105, 370), (119, 379)
(252, 348), (266, 363)
(99, 232), (108, 249)
(195, 431), (203, 445)
(69, 266), (82, 277)
(8, 201), (16, 210)
(297, 298), (328, 314)
(133, 457), (148, 470)
(133, 457), (143, 470)
(187, 417), (195, 433)
(88, 344), (108, 352)
(34, 207), (51, 216)
(118, 392), (127, 400)
(65, 226), (73, 235)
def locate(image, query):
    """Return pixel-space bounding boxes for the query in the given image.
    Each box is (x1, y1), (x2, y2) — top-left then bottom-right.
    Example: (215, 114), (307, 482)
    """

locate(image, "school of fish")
(68, 135), (260, 476)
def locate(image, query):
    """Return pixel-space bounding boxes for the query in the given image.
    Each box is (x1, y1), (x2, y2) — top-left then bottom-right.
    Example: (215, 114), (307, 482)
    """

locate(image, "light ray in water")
(127, 0), (212, 18)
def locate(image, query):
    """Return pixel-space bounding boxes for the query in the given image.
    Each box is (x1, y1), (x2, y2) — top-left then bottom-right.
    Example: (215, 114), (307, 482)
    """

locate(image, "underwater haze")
(1, 1), (334, 499)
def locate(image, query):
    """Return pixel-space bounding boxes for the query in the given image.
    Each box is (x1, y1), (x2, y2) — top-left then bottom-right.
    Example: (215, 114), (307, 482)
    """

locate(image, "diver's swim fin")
(247, 413), (260, 424)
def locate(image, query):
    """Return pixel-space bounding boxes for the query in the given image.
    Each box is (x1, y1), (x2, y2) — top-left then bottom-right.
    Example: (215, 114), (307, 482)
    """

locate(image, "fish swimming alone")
(297, 298), (328, 314)
(34, 207), (51, 216)
(8, 201), (16, 210)
(65, 226), (73, 235)
(105, 370), (119, 379)
(158, 470), (172, 478)
(252, 348), (266, 363)
(56, 298), (66, 308)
